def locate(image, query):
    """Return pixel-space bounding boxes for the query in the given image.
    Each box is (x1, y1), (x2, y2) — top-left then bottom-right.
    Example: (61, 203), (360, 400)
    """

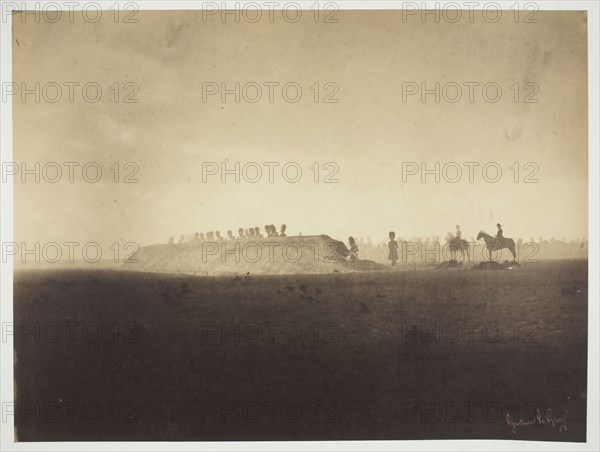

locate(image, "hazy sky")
(13, 10), (588, 246)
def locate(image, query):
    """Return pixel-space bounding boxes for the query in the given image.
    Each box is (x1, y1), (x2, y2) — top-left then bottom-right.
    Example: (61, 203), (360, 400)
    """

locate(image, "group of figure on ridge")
(168, 224), (287, 245)
(168, 222), (508, 265)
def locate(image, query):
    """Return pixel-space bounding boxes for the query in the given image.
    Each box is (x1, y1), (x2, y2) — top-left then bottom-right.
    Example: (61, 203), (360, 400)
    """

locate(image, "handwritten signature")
(506, 408), (568, 434)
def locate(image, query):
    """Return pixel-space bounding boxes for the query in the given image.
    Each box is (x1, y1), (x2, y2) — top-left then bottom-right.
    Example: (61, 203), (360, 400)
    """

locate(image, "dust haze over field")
(12, 10), (588, 247)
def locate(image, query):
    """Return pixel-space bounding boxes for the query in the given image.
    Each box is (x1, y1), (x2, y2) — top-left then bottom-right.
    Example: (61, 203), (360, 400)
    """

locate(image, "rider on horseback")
(495, 223), (503, 248)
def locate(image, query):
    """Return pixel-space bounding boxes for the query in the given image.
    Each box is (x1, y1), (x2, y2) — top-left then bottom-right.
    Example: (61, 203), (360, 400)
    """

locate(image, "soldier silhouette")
(227, 230), (234, 240)
(496, 223), (503, 248)
(388, 231), (398, 266)
(280, 224), (287, 237)
(348, 237), (359, 261)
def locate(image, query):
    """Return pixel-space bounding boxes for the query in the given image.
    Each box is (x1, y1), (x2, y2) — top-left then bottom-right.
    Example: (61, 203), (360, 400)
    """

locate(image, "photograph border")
(1, 1), (598, 451)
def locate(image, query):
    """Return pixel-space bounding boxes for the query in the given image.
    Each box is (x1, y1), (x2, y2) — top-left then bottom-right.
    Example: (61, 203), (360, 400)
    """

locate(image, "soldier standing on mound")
(348, 237), (359, 261)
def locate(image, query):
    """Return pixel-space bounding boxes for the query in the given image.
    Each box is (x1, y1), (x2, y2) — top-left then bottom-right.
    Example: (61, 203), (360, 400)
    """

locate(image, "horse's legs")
(488, 248), (492, 262)
(510, 246), (516, 261)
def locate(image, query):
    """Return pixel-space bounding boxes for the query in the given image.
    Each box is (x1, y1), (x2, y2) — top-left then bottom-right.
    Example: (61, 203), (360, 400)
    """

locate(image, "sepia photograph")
(1, 1), (598, 450)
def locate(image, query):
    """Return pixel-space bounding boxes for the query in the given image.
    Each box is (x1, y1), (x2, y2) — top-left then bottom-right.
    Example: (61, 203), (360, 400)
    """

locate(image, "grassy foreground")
(13, 260), (587, 441)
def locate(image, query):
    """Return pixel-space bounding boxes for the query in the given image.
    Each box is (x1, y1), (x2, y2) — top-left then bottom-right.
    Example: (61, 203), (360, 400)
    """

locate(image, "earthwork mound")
(473, 261), (509, 270)
(126, 235), (386, 276)
(435, 260), (464, 270)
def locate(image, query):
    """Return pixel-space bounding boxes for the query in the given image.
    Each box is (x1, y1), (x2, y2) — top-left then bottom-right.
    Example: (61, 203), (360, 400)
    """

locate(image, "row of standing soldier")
(168, 224), (287, 245)
(386, 226), (463, 266)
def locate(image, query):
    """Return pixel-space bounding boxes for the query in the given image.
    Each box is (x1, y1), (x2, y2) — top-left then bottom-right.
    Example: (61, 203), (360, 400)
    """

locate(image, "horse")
(446, 235), (470, 262)
(477, 231), (516, 261)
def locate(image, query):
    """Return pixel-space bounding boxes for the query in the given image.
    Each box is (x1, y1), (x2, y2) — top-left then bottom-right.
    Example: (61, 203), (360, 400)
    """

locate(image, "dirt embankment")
(126, 235), (385, 275)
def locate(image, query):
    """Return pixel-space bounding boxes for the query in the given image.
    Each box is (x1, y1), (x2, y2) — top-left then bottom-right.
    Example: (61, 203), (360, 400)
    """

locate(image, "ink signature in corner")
(506, 408), (568, 434)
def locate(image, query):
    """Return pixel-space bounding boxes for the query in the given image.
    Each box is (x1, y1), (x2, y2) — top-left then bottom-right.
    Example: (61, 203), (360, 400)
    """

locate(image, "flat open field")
(13, 260), (587, 441)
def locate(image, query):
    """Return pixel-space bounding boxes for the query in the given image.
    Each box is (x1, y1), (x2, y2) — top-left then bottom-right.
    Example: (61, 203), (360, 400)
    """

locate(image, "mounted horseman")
(477, 223), (517, 262)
